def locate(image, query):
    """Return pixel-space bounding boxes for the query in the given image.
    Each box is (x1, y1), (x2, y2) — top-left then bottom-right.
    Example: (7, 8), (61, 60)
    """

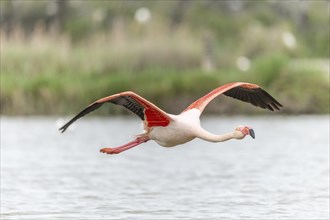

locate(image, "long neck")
(196, 128), (235, 142)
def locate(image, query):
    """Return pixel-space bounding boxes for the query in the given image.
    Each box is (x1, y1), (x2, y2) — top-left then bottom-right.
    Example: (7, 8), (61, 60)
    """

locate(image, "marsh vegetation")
(1, 1), (329, 115)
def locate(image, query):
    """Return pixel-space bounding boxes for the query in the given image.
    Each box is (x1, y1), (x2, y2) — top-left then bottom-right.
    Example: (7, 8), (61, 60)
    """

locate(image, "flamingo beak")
(249, 128), (255, 139)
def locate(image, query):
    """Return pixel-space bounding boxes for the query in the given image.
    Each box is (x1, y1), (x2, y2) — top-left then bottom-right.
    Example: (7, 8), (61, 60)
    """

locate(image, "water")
(1, 116), (329, 220)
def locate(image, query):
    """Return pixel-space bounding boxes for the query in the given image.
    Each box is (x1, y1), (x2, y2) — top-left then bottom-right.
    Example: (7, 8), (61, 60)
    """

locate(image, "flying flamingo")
(59, 82), (282, 154)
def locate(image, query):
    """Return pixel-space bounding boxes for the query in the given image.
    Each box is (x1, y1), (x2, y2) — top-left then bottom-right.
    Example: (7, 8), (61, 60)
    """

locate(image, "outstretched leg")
(100, 137), (149, 155)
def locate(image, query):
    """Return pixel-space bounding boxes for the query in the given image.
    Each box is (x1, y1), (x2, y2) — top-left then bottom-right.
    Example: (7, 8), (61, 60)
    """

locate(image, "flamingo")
(59, 82), (282, 154)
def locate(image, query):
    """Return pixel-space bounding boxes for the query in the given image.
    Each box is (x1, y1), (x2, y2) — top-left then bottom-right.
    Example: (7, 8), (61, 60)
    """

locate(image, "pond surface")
(1, 115), (329, 219)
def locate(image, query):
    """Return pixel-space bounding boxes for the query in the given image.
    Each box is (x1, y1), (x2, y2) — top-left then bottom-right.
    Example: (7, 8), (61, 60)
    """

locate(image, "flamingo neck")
(196, 128), (235, 142)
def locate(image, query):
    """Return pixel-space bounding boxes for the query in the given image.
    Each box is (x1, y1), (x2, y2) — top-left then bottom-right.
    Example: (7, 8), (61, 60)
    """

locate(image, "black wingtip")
(224, 86), (283, 112)
(58, 121), (71, 133)
(59, 126), (66, 133)
(260, 89), (283, 111)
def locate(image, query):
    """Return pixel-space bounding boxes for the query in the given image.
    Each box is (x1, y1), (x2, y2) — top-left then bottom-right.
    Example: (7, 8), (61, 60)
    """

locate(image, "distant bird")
(59, 82), (282, 154)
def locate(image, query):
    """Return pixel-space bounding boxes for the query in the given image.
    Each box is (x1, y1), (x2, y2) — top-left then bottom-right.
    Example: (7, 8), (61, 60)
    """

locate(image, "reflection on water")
(1, 116), (329, 219)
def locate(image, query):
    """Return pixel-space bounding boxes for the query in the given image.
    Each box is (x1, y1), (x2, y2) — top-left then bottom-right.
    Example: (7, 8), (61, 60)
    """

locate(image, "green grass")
(2, 64), (328, 115)
(1, 29), (329, 115)
(273, 60), (330, 114)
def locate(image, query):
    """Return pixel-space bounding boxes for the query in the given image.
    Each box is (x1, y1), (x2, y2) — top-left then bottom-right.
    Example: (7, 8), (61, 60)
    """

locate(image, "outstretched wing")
(59, 91), (171, 133)
(183, 82), (283, 113)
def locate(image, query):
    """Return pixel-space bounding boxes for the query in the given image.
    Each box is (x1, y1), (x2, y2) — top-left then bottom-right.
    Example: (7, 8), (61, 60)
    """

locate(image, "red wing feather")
(59, 91), (171, 133)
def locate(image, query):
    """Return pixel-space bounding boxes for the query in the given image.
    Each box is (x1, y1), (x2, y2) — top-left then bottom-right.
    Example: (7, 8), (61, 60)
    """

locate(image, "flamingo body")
(59, 82), (282, 155)
(149, 109), (200, 147)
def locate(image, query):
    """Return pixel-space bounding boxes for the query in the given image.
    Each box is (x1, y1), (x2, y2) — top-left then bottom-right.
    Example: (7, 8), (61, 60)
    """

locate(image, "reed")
(1, 26), (329, 115)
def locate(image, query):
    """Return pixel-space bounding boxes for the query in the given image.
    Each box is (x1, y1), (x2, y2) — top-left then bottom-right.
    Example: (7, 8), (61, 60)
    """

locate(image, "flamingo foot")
(100, 148), (120, 154)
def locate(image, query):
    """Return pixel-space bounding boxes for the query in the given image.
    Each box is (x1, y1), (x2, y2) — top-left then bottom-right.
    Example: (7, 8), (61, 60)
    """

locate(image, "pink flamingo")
(60, 82), (282, 154)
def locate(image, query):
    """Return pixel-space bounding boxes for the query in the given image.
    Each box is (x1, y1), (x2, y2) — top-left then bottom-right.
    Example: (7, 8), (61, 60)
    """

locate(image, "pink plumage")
(60, 82), (282, 155)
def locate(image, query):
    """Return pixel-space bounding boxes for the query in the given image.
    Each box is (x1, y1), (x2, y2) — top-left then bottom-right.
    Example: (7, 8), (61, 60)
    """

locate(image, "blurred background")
(1, 2), (329, 219)
(1, 0), (329, 115)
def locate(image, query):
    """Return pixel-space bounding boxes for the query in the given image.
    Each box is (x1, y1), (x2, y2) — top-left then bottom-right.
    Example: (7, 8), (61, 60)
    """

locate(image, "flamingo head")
(234, 126), (255, 139)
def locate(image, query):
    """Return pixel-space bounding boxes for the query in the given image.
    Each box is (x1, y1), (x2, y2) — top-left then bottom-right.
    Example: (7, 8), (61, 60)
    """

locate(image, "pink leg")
(100, 137), (149, 155)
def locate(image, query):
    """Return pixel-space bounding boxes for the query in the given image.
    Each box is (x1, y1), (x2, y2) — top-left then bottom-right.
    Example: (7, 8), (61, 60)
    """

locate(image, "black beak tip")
(249, 128), (255, 139)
